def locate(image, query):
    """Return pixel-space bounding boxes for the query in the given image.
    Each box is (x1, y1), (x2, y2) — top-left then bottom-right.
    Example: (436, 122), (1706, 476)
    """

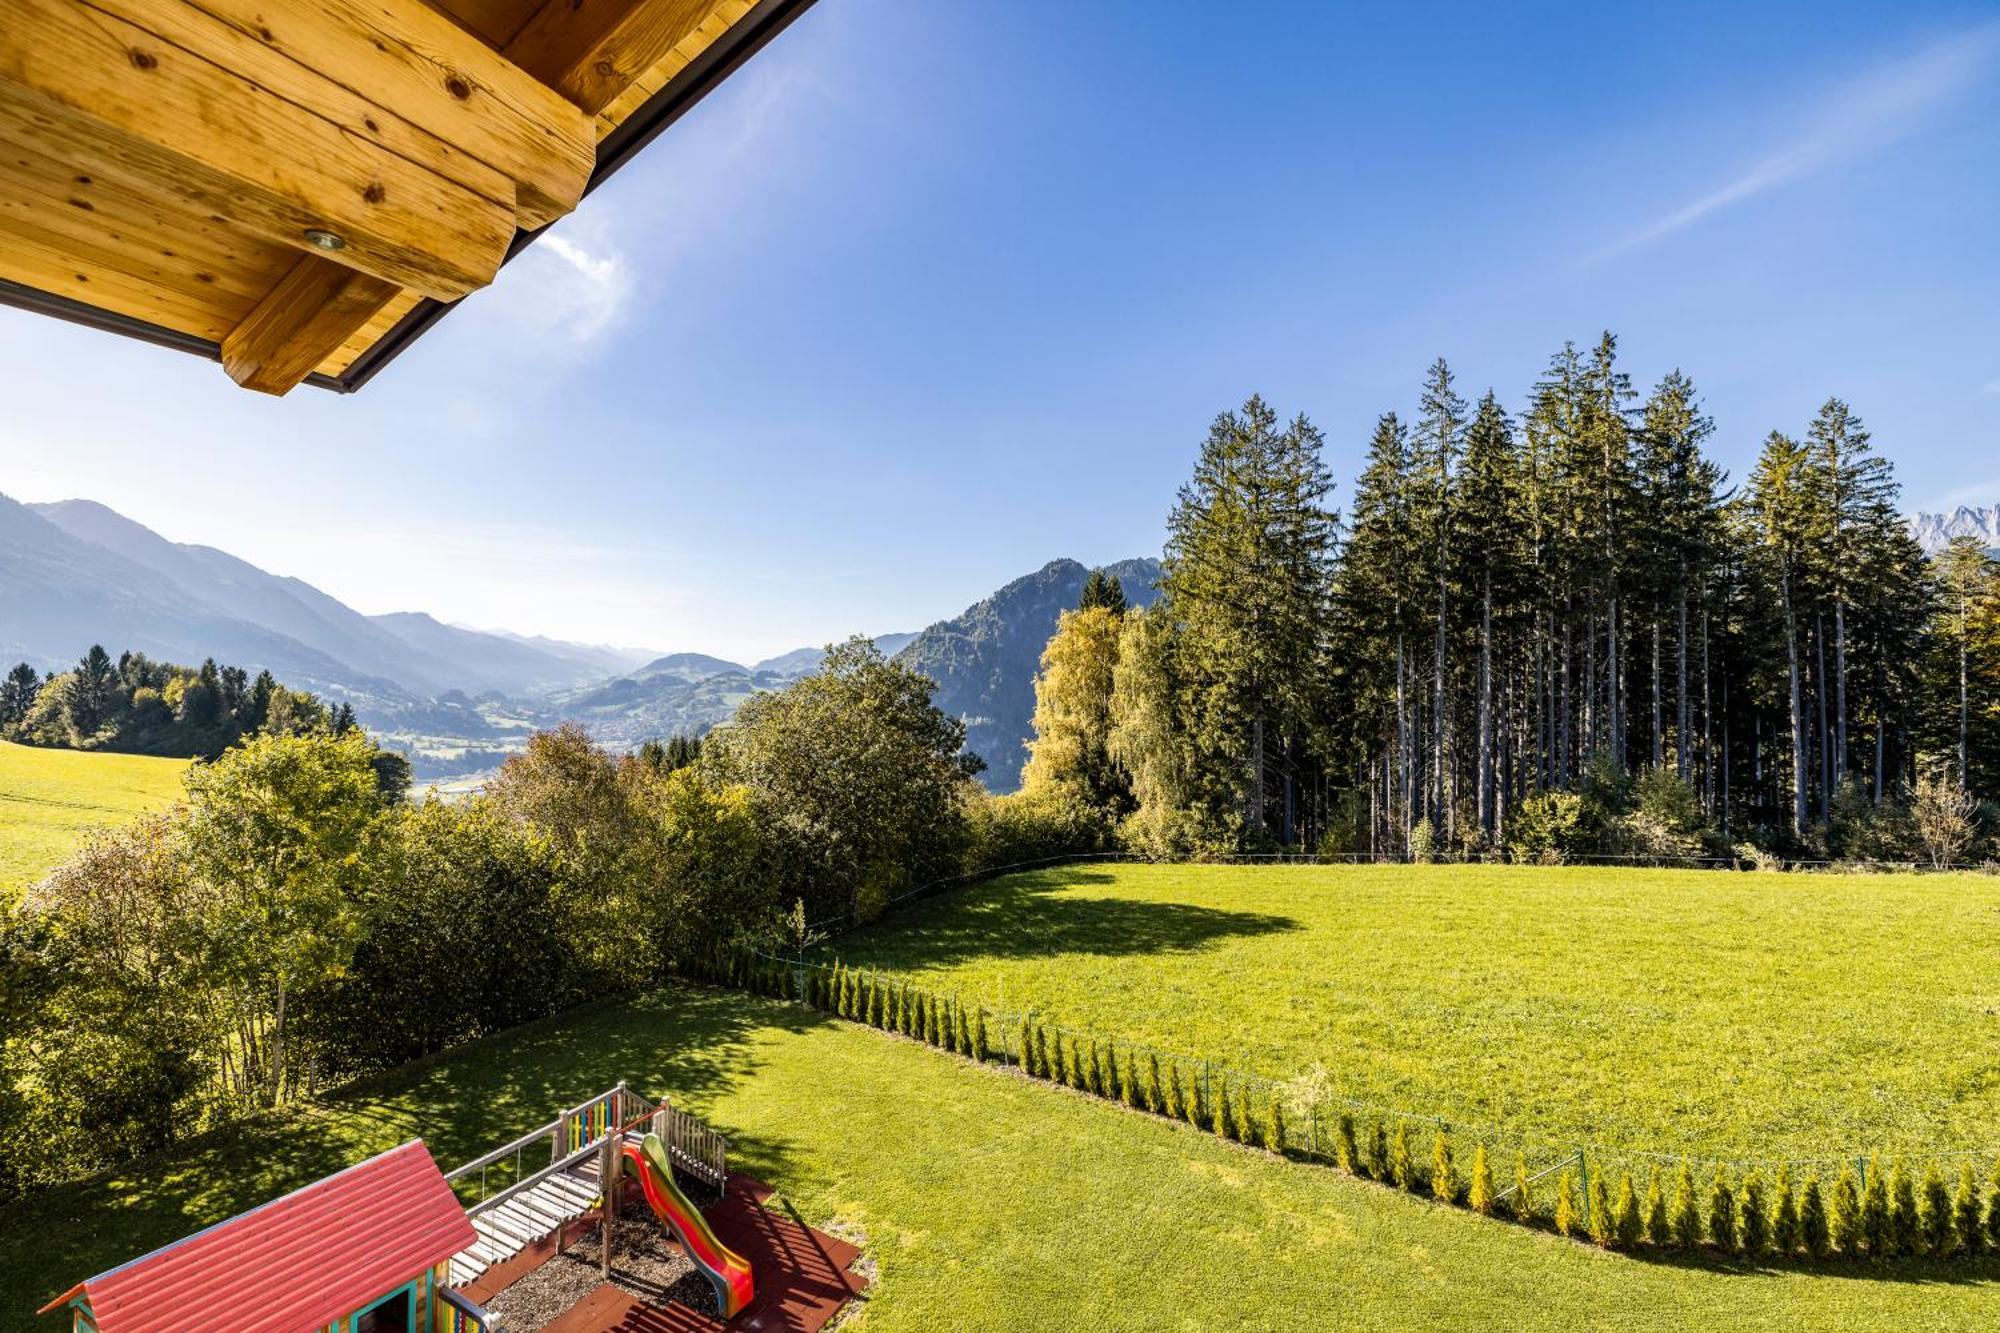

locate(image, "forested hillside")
(897, 557), (1161, 789)
(1018, 335), (2000, 861)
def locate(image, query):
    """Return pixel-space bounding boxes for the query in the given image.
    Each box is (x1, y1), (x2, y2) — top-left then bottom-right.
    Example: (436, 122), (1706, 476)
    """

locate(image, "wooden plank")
(0, 0), (513, 298)
(91, 0), (594, 229)
(221, 255), (399, 393)
(590, 0), (748, 140)
(313, 286), (423, 377)
(506, 0), (733, 115)
(426, 0), (543, 47)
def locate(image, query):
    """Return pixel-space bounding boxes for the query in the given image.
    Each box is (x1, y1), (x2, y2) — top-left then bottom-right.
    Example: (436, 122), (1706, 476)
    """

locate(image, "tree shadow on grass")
(1609, 1240), (2000, 1287)
(0, 986), (830, 1330)
(827, 867), (1301, 971)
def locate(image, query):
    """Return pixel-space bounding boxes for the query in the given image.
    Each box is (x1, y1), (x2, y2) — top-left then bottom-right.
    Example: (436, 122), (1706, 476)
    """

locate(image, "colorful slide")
(622, 1133), (755, 1320)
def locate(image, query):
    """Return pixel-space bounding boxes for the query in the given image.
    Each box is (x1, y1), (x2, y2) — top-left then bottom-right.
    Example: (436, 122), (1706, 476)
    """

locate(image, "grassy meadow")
(0, 739), (186, 897)
(819, 862), (2000, 1163)
(6, 986), (1997, 1332)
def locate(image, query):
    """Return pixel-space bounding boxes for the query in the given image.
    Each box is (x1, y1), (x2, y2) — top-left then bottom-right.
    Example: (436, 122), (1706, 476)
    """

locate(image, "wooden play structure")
(37, 1083), (863, 1333)
(37, 1139), (481, 1333)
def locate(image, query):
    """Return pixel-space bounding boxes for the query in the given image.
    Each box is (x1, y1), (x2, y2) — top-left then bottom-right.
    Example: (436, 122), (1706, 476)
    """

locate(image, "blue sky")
(4, 0), (1998, 662)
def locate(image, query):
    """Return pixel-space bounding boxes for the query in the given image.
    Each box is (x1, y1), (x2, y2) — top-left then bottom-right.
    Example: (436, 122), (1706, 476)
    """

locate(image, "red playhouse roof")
(38, 1140), (475, 1333)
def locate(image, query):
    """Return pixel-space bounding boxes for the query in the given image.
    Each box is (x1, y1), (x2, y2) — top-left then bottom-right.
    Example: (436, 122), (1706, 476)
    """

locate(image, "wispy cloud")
(1618, 23), (2000, 252)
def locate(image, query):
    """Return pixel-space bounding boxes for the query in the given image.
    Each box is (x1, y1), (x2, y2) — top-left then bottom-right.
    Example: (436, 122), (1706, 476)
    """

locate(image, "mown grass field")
(820, 862), (2000, 1163)
(0, 740), (186, 898)
(4, 986), (1996, 1332)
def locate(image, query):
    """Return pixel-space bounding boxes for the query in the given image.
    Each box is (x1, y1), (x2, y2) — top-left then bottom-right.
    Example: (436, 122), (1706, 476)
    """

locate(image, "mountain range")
(0, 491), (1157, 789)
(1909, 505), (2000, 556)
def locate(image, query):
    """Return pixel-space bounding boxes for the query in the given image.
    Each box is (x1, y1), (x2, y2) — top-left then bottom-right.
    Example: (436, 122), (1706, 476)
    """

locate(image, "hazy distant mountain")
(895, 557), (1162, 791)
(628, 652), (750, 684)
(1910, 505), (2000, 555)
(0, 493), (401, 698)
(752, 632), (917, 680)
(9, 496), (656, 700)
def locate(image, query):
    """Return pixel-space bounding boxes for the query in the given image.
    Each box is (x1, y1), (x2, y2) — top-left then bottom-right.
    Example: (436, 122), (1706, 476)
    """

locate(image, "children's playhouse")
(38, 1084), (866, 1333)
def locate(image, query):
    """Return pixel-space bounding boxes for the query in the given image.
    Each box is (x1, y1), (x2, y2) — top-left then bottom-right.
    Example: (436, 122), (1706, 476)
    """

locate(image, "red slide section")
(623, 1132), (756, 1320)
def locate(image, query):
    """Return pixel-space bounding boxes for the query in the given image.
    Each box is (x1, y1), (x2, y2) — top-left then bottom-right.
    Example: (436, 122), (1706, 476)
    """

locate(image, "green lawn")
(819, 862), (2000, 1164)
(4, 987), (1996, 1332)
(0, 740), (187, 898)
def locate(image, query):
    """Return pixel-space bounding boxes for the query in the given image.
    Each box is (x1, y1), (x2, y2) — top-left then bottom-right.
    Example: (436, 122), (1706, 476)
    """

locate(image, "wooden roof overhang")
(0, 0), (817, 395)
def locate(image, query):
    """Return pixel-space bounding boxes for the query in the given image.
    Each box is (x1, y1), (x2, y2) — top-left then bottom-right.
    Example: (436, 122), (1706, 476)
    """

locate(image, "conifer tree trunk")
(1800, 568), (1816, 832)
(1834, 597), (1849, 784)
(1477, 576), (1493, 839)
(1651, 621), (1663, 768)
(1676, 594), (1690, 782)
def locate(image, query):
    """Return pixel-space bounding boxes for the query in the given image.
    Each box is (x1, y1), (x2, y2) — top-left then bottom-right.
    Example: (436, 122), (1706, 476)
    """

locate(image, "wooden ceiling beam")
(0, 0), (516, 299)
(96, 0), (597, 231)
(221, 255), (399, 394)
(506, 0), (734, 115)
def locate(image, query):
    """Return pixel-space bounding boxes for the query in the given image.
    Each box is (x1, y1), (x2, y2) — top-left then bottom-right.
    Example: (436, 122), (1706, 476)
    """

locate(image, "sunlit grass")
(820, 862), (2000, 1161)
(5, 988), (1996, 1332)
(0, 740), (187, 897)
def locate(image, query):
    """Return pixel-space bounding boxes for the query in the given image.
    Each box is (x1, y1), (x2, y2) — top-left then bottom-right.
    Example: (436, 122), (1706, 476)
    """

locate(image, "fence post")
(1577, 1148), (1588, 1219)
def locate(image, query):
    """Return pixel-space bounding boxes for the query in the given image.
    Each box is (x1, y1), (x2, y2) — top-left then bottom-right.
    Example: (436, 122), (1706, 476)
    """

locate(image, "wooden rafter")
(0, 0), (804, 394)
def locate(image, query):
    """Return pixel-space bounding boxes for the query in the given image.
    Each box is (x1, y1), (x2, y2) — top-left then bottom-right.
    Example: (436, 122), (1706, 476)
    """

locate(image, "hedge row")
(690, 947), (2000, 1263)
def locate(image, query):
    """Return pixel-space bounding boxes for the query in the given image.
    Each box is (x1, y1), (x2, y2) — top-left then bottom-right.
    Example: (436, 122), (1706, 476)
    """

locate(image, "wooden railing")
(439, 1285), (503, 1332)
(648, 1097), (728, 1189)
(442, 1081), (728, 1213)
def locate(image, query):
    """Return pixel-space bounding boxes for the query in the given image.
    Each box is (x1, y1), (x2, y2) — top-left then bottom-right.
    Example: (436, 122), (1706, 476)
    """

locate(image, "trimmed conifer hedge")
(694, 944), (2000, 1266)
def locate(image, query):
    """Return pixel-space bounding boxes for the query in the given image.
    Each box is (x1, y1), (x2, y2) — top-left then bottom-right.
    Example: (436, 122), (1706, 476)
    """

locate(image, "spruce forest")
(1034, 332), (1999, 864)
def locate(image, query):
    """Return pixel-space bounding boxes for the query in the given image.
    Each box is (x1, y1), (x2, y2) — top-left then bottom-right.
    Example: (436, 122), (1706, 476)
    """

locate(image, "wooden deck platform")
(450, 1162), (604, 1287)
(477, 1174), (867, 1333)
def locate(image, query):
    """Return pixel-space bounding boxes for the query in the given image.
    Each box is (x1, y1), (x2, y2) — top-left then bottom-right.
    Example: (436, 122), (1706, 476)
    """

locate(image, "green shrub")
(1919, 1162), (1953, 1257)
(1829, 1165), (1861, 1255)
(891, 983), (906, 1033)
(1800, 1175), (1829, 1259)
(1212, 1081), (1233, 1140)
(1334, 1114), (1359, 1175)
(1368, 1119), (1391, 1182)
(1512, 1156), (1534, 1223)
(1509, 790), (1586, 862)
(1954, 1163), (1982, 1257)
(1036, 1026), (1053, 1081)
(1553, 1170), (1577, 1238)
(1860, 1160), (1890, 1257)
(1645, 1171), (1669, 1246)
(1145, 1054), (1163, 1114)
(1265, 1099), (1285, 1155)
(1163, 1061), (1183, 1121)
(1707, 1173), (1737, 1252)
(1123, 1053), (1141, 1108)
(1887, 1160), (1918, 1257)
(1614, 1173), (1642, 1249)
(1587, 1173), (1613, 1247)
(1234, 1087), (1253, 1145)
(1771, 1166), (1798, 1256)
(1431, 1130), (1457, 1205)
(1390, 1122), (1416, 1191)
(1738, 1168), (1768, 1257)
(972, 1011), (988, 1062)
(1988, 1159), (2000, 1251)
(1017, 1020), (1034, 1073)
(1671, 1162), (1701, 1248)
(1085, 1041), (1103, 1095)
(1468, 1145), (1495, 1216)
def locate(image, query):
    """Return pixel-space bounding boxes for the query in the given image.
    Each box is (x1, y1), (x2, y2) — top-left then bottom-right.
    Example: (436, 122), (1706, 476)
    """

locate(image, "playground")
(36, 1083), (865, 1333)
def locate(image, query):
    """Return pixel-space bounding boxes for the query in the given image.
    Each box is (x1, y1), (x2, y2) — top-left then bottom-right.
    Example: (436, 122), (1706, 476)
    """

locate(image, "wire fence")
(710, 941), (1998, 1200)
(798, 846), (2000, 940)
